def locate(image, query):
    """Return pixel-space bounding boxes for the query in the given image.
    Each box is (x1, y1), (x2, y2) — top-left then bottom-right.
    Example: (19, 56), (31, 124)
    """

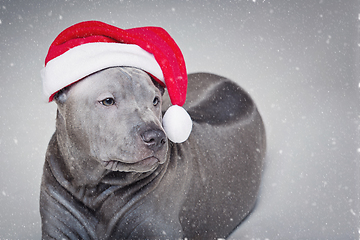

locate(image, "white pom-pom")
(162, 105), (192, 143)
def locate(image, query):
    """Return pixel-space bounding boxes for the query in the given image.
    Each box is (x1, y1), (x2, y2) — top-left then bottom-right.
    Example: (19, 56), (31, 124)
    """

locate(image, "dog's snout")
(141, 129), (166, 151)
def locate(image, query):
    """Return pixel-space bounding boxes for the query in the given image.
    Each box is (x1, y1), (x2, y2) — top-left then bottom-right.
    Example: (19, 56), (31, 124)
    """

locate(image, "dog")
(40, 66), (266, 239)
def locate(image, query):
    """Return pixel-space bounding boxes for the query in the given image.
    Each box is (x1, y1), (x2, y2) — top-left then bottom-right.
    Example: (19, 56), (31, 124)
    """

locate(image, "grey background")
(0, 0), (358, 239)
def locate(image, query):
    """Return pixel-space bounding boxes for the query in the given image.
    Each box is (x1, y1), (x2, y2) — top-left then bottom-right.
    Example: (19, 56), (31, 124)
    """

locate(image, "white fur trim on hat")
(41, 42), (164, 101)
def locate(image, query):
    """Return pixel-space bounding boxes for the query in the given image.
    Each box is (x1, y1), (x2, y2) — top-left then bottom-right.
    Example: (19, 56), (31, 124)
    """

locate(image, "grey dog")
(40, 67), (266, 239)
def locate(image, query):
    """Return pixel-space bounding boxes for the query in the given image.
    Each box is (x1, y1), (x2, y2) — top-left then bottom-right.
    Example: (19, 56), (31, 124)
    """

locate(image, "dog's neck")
(46, 132), (168, 212)
(53, 110), (105, 187)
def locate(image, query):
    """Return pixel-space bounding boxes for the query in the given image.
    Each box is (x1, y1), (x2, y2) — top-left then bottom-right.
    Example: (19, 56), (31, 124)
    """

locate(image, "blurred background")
(0, 0), (358, 239)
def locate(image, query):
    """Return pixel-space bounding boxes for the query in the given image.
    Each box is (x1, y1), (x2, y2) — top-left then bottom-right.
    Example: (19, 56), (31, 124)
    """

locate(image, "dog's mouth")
(100, 157), (160, 172)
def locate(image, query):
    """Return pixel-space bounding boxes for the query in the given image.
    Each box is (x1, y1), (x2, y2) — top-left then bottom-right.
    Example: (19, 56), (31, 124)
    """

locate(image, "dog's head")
(54, 67), (168, 174)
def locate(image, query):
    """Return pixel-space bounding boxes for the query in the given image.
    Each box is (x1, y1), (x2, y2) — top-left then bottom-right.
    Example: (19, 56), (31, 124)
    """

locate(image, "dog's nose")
(141, 129), (166, 151)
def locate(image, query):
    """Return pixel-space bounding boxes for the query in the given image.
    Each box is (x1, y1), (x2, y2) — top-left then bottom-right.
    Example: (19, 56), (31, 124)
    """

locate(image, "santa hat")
(41, 21), (192, 143)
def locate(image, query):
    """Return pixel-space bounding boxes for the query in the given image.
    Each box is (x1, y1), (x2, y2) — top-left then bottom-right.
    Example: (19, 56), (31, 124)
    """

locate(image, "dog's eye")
(153, 97), (160, 106)
(100, 98), (115, 106)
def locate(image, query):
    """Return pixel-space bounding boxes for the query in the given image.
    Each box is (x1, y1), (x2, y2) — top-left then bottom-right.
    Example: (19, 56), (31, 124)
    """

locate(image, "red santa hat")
(41, 21), (192, 143)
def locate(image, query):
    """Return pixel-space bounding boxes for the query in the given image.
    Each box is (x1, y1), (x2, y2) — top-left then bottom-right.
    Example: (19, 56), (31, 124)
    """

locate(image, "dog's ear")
(53, 86), (70, 104)
(151, 77), (165, 96)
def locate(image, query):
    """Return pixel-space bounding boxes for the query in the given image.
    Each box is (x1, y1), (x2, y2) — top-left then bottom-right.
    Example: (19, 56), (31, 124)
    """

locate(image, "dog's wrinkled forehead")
(120, 67), (164, 95)
(119, 67), (147, 79)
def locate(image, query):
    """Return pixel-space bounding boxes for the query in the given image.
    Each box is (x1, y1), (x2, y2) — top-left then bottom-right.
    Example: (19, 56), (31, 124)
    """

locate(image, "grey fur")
(40, 67), (266, 239)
